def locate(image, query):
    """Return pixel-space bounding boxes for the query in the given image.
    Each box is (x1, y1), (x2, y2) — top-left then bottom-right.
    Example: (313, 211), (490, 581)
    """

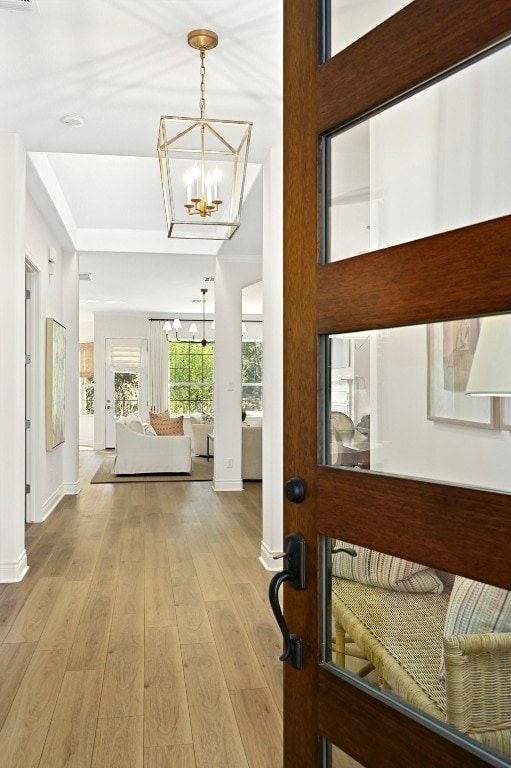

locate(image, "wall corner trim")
(64, 481), (81, 496)
(212, 479), (244, 492)
(259, 540), (282, 572)
(0, 550), (29, 583)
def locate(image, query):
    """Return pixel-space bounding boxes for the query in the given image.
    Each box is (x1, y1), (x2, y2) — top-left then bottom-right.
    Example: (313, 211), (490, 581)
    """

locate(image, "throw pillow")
(151, 413), (184, 436)
(189, 412), (203, 425)
(202, 412), (214, 424)
(439, 576), (511, 683)
(149, 410), (170, 432)
(143, 423), (157, 436)
(332, 541), (444, 594)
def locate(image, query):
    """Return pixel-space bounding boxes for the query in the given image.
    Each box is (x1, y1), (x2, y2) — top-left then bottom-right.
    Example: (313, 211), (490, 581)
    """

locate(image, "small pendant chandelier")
(158, 29), (252, 240)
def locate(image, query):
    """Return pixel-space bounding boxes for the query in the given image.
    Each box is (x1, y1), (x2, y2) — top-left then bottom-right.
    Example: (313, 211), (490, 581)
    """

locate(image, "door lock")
(269, 532), (306, 669)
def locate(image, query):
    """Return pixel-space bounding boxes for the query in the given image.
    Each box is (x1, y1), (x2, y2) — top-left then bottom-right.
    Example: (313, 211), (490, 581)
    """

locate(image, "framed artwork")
(46, 318), (66, 450)
(427, 320), (497, 428)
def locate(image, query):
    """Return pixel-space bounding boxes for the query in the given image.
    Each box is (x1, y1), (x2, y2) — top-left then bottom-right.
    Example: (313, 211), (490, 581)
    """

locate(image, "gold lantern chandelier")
(158, 29), (252, 240)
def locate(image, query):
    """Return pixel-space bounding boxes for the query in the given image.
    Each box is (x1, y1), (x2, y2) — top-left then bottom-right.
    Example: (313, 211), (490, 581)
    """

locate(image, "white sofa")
(113, 417), (192, 475)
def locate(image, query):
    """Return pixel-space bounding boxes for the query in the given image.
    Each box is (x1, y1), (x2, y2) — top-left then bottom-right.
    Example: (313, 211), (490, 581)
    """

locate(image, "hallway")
(0, 450), (283, 767)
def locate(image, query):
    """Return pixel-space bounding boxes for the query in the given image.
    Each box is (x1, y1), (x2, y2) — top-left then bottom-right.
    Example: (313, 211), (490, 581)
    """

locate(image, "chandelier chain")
(199, 49), (206, 119)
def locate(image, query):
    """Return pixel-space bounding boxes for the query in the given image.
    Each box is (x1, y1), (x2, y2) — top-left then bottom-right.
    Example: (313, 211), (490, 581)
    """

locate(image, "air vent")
(204, 277), (215, 282)
(0, 0), (40, 13)
(79, 272), (93, 282)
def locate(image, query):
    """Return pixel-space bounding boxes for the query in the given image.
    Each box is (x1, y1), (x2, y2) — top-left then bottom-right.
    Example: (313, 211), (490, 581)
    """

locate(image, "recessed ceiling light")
(60, 114), (85, 128)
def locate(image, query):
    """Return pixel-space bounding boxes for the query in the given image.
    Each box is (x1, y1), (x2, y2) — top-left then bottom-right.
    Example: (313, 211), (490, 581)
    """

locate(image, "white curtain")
(148, 321), (169, 413)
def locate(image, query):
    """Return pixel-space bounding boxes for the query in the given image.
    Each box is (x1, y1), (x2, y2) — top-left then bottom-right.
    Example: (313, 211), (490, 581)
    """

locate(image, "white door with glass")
(105, 338), (148, 448)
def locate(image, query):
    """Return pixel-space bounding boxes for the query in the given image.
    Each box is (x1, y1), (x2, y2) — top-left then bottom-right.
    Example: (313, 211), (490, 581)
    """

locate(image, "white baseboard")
(41, 483), (65, 521)
(259, 540), (283, 571)
(213, 478), (244, 492)
(64, 480), (81, 496)
(0, 549), (29, 582)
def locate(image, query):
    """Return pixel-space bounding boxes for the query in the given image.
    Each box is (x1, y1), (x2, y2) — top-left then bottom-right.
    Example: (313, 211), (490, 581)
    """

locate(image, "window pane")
(80, 376), (94, 415)
(168, 340), (215, 415)
(323, 537), (511, 761)
(114, 372), (139, 417)
(322, 313), (511, 494)
(326, 45), (511, 263)
(326, 0), (412, 59)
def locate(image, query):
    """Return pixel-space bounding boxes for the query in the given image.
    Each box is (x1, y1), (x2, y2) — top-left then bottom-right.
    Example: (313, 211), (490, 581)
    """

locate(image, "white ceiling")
(0, 0), (283, 317)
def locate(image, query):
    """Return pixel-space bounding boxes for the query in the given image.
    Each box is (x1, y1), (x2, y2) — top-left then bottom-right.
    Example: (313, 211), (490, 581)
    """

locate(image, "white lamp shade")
(210, 320), (215, 330)
(465, 315), (511, 396)
(172, 318), (182, 330)
(162, 321), (172, 332)
(189, 323), (198, 335)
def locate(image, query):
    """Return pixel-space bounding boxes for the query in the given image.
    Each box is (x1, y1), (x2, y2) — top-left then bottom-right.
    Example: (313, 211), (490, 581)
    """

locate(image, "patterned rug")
(90, 455), (213, 484)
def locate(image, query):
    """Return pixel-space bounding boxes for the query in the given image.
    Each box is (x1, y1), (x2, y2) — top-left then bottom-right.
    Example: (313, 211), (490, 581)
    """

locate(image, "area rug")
(90, 455), (213, 484)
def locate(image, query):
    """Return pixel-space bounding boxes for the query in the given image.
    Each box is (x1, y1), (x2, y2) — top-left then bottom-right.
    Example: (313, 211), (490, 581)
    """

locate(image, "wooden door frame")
(283, 1), (511, 766)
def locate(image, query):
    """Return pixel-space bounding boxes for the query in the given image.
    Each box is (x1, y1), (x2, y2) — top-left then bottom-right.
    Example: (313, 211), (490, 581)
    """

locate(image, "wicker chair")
(332, 577), (511, 755)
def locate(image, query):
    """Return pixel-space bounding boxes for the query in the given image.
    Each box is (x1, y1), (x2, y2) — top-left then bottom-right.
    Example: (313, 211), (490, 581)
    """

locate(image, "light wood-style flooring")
(0, 449), (283, 767)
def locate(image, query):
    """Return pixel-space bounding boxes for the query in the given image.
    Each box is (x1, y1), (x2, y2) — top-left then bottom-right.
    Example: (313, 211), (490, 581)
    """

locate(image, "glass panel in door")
(326, 44), (511, 263)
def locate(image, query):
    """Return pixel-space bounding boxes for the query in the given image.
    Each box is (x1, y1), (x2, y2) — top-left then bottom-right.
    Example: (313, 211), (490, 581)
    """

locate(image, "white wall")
(25, 195), (80, 519)
(213, 259), (262, 491)
(261, 147), (283, 569)
(0, 134), (27, 581)
(0, 132), (81, 582)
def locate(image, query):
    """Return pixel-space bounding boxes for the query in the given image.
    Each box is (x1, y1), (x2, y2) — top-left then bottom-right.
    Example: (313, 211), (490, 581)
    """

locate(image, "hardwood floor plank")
(99, 612), (144, 718)
(4, 577), (64, 643)
(144, 626), (192, 747)
(39, 669), (103, 767)
(88, 555), (120, 595)
(91, 716), (143, 768)
(259, 656), (283, 716)
(228, 581), (281, 658)
(145, 532), (170, 568)
(211, 540), (253, 585)
(0, 642), (37, 729)
(0, 649), (69, 768)
(37, 580), (89, 650)
(181, 642), (249, 768)
(145, 566), (177, 628)
(67, 591), (114, 671)
(65, 538), (102, 581)
(192, 552), (230, 602)
(144, 744), (196, 767)
(114, 561), (144, 615)
(167, 538), (197, 585)
(173, 577), (214, 645)
(206, 600), (267, 691)
(230, 687), (283, 768)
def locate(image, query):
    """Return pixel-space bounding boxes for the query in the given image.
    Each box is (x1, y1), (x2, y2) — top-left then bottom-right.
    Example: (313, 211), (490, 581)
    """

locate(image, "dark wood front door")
(282, 2), (511, 766)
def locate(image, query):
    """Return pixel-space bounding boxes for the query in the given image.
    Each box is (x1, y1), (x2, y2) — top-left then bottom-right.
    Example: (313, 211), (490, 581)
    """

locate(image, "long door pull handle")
(268, 532), (306, 670)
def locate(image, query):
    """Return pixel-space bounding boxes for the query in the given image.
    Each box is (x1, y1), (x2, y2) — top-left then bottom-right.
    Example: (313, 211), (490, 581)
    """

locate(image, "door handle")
(269, 532), (306, 669)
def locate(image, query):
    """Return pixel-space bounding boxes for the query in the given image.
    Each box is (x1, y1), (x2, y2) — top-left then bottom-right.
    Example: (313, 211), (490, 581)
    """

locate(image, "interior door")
(105, 338), (148, 448)
(282, 2), (511, 767)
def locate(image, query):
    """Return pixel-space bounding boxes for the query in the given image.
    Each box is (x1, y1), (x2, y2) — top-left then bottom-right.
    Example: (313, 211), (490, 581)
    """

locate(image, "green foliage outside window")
(114, 372), (139, 417)
(242, 341), (263, 412)
(169, 341), (214, 414)
(81, 376), (95, 415)
(168, 339), (263, 415)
